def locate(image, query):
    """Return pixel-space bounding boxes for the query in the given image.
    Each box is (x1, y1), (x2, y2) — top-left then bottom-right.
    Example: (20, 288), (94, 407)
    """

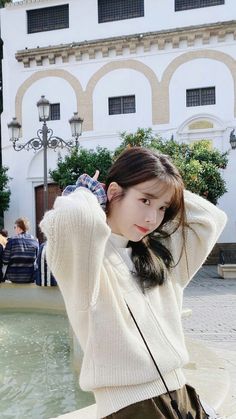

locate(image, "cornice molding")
(15, 20), (236, 68)
(6, 0), (53, 7)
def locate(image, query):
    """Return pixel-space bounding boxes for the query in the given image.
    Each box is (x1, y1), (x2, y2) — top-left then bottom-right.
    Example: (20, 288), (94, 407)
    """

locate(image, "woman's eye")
(160, 206), (167, 212)
(141, 198), (150, 205)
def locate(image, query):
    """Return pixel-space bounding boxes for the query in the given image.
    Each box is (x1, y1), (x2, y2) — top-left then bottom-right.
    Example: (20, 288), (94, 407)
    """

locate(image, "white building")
(0, 0), (236, 245)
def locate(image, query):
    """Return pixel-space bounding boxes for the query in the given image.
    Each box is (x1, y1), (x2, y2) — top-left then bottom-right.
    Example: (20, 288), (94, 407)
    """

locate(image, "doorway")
(35, 183), (61, 243)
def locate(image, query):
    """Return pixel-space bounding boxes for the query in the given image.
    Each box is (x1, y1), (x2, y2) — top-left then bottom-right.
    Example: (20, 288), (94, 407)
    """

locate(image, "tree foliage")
(0, 165), (11, 214)
(50, 146), (113, 189)
(0, 0), (11, 7)
(114, 128), (154, 158)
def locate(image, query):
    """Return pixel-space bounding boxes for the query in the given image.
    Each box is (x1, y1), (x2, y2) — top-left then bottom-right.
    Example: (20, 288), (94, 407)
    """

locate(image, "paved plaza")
(183, 265), (236, 418)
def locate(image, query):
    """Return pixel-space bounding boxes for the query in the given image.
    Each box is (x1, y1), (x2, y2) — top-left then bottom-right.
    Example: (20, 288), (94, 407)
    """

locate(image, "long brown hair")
(106, 147), (185, 289)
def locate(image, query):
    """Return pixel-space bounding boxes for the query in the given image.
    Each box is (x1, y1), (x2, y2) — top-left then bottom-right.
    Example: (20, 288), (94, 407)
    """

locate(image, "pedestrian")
(40, 147), (227, 419)
(34, 241), (57, 286)
(0, 229), (8, 282)
(0, 244), (3, 282)
(0, 228), (8, 247)
(3, 217), (38, 283)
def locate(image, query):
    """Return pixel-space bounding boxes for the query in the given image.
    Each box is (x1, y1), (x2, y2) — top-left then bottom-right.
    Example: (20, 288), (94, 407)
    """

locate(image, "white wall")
(93, 68), (152, 133)
(2, 0), (235, 51)
(218, 152), (236, 243)
(169, 58), (235, 127)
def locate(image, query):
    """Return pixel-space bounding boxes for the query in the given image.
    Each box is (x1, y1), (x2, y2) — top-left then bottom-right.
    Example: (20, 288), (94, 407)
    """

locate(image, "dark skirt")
(103, 385), (209, 418)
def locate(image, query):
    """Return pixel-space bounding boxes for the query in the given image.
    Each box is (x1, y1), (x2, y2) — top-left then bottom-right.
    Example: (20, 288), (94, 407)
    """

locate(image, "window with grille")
(186, 87), (215, 107)
(175, 0), (224, 11)
(98, 0), (144, 23)
(108, 95), (136, 115)
(27, 4), (69, 34)
(49, 103), (60, 121)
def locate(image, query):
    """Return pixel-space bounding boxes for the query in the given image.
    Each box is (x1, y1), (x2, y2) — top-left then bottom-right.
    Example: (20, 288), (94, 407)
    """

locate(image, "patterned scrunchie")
(62, 174), (107, 210)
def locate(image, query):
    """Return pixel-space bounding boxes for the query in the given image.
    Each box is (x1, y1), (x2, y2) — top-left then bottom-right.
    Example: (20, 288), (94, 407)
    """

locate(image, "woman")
(40, 147), (227, 418)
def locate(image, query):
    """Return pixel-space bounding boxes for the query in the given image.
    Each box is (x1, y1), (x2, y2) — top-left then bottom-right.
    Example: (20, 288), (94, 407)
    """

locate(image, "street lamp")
(229, 129), (236, 150)
(8, 95), (83, 213)
(37, 95), (50, 121)
(69, 112), (83, 149)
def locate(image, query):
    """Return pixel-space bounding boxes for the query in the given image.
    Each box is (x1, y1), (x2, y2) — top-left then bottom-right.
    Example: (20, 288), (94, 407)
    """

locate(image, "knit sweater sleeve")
(39, 187), (111, 310)
(166, 190), (227, 287)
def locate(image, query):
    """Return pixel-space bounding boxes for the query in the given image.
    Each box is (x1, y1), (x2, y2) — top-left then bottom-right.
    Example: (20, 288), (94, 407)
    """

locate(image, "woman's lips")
(135, 225), (149, 234)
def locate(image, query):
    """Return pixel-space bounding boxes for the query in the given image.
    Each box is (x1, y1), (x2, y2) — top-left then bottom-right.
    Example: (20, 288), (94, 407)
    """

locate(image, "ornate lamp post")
(8, 95), (83, 213)
(229, 129), (236, 150)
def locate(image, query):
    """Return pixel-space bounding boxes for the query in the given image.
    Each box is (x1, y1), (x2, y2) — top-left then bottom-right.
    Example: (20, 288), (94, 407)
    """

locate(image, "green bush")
(50, 146), (113, 189)
(0, 165), (11, 216)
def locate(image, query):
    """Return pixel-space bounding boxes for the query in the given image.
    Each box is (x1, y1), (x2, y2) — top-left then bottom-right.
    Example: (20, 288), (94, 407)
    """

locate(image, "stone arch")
(176, 114), (226, 149)
(84, 60), (160, 131)
(177, 113), (225, 134)
(15, 69), (84, 131)
(159, 50), (236, 124)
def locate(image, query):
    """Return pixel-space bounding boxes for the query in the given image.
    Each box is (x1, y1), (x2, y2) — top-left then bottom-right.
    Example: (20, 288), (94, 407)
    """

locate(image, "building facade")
(0, 0), (236, 243)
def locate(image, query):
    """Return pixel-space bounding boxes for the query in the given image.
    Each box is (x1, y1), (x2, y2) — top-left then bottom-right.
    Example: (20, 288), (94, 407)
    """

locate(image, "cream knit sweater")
(40, 189), (227, 418)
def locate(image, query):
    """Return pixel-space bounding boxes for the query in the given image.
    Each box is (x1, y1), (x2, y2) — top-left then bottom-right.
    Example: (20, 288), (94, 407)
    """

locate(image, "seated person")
(35, 242), (57, 286)
(3, 218), (38, 283)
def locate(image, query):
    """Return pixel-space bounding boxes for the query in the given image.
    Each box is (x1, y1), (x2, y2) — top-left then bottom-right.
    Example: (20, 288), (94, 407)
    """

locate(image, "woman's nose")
(145, 209), (157, 224)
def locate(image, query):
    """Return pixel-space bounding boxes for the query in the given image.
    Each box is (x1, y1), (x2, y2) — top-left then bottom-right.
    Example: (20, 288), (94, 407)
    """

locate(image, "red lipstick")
(135, 225), (149, 234)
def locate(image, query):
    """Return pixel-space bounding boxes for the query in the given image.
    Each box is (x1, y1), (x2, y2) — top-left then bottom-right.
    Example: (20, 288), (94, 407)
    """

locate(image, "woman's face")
(107, 179), (174, 242)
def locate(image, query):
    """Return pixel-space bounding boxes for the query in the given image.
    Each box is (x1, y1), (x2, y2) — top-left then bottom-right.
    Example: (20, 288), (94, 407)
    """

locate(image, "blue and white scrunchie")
(62, 174), (107, 210)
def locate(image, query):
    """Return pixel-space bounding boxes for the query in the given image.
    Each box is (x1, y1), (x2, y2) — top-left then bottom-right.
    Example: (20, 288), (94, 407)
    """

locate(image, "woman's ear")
(106, 182), (122, 202)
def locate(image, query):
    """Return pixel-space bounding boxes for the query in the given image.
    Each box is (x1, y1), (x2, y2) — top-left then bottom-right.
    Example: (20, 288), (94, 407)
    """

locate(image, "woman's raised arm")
(40, 186), (110, 310)
(166, 190), (227, 287)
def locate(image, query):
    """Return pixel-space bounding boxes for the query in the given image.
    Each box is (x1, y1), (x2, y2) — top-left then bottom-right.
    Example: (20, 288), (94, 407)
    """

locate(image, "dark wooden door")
(35, 183), (61, 243)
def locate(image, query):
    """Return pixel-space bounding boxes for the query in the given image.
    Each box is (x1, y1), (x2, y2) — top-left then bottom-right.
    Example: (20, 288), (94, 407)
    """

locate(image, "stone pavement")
(183, 265), (236, 418)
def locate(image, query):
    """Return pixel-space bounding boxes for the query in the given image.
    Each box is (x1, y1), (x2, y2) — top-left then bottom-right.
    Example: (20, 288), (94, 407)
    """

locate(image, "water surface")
(0, 310), (94, 419)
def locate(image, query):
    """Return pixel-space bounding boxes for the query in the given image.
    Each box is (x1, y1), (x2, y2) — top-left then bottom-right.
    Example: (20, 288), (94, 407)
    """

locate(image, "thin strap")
(126, 303), (192, 419)
(126, 303), (173, 399)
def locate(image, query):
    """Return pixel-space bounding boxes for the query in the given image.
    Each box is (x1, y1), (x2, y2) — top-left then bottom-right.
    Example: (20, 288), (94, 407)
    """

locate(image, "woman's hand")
(93, 170), (100, 181)
(93, 170), (106, 190)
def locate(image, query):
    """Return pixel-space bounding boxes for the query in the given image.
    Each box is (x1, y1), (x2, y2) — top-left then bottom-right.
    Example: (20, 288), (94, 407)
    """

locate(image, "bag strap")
(126, 302), (194, 419)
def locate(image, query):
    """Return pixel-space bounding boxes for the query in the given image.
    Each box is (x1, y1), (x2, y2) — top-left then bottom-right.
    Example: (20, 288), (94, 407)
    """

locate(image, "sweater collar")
(109, 232), (129, 249)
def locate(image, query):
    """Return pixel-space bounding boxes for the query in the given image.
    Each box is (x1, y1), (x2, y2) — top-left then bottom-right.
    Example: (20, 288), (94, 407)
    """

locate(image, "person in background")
(0, 229), (8, 282)
(34, 241), (57, 286)
(3, 217), (38, 283)
(0, 229), (8, 247)
(0, 244), (3, 282)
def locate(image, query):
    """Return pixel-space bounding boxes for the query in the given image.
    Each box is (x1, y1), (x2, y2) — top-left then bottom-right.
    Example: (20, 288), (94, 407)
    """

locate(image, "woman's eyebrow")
(142, 192), (158, 199)
(141, 192), (170, 203)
